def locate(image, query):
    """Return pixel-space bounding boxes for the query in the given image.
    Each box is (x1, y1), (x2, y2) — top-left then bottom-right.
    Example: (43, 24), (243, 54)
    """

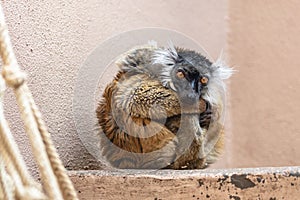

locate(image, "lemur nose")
(191, 79), (200, 93)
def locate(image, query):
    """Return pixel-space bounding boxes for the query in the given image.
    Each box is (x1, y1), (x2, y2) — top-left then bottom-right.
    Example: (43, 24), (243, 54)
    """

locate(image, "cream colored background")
(1, 0), (299, 175)
(228, 1), (300, 168)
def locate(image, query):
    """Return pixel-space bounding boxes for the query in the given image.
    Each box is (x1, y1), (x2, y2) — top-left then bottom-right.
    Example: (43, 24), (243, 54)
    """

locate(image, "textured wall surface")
(69, 167), (300, 200)
(1, 0), (228, 175)
(228, 1), (300, 167)
(3, 0), (300, 176)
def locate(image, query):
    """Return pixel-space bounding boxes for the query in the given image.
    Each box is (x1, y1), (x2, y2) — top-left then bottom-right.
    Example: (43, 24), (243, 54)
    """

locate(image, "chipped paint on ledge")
(68, 166), (300, 200)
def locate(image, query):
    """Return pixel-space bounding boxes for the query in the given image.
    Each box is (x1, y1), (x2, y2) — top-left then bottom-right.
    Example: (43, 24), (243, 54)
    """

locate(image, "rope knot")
(2, 64), (26, 89)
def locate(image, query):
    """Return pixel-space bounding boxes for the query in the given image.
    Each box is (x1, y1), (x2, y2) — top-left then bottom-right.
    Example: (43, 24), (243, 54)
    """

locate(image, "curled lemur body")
(97, 43), (233, 169)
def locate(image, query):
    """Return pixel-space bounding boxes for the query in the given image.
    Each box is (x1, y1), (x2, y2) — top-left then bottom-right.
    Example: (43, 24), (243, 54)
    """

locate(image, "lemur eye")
(200, 76), (209, 85)
(176, 70), (185, 79)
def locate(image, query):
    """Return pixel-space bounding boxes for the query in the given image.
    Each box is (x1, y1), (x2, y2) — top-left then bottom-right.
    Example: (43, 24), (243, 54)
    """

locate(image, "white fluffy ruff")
(203, 54), (234, 106)
(152, 43), (178, 89)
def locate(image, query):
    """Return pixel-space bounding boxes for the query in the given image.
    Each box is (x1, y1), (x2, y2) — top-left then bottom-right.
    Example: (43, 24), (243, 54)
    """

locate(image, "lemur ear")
(211, 52), (234, 80)
(151, 43), (180, 91)
(202, 52), (234, 106)
(152, 42), (179, 67)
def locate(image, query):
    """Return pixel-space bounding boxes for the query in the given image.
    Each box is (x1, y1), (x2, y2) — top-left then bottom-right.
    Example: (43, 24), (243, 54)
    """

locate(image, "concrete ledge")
(68, 167), (300, 200)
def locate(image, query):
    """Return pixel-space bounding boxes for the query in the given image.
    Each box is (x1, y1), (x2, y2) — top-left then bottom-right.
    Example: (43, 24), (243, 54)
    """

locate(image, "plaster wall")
(228, 0), (300, 168)
(2, 0), (299, 174)
(1, 0), (228, 174)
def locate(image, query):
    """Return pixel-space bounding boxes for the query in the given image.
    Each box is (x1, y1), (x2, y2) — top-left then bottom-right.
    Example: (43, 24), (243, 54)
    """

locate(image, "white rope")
(0, 3), (78, 200)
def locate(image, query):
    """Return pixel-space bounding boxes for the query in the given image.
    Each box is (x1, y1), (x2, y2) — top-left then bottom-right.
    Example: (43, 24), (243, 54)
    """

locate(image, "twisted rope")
(0, 158), (14, 200)
(0, 3), (78, 200)
(29, 94), (79, 199)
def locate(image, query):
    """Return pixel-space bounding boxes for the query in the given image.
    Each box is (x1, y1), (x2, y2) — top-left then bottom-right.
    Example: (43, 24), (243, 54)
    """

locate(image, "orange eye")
(200, 76), (209, 85)
(176, 71), (185, 79)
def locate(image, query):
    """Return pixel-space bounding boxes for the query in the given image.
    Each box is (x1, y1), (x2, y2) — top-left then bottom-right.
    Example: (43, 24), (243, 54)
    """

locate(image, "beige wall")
(3, 0), (299, 173)
(1, 0), (227, 174)
(229, 0), (300, 167)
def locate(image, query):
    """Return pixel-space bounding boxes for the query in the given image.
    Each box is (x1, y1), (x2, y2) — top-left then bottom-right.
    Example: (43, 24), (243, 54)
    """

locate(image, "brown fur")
(96, 70), (224, 169)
